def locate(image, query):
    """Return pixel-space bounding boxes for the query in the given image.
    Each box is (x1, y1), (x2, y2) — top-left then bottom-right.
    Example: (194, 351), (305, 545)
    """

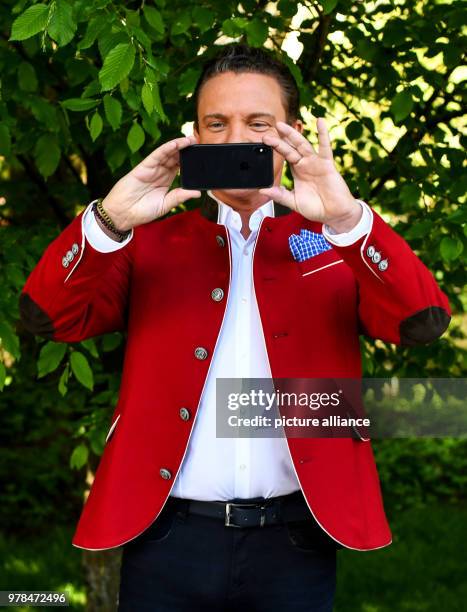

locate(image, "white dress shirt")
(82, 193), (372, 500)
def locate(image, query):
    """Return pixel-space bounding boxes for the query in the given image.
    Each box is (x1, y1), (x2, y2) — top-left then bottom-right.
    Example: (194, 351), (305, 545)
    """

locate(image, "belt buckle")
(224, 502), (267, 528)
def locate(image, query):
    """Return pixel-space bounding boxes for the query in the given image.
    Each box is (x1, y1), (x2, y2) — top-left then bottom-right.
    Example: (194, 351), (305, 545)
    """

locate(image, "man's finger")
(258, 185), (297, 210)
(261, 135), (302, 165)
(164, 187), (201, 210)
(316, 118), (333, 160)
(275, 121), (315, 157)
(144, 136), (197, 168)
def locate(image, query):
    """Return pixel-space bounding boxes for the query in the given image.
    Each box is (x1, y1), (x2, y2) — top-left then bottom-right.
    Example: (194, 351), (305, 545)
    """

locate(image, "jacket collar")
(199, 192), (291, 223)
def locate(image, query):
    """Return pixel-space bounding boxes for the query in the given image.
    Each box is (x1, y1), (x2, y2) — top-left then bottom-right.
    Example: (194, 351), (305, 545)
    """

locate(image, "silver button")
(216, 235), (225, 247)
(194, 346), (208, 360)
(62, 257), (69, 268)
(372, 251), (382, 264)
(159, 468), (172, 480)
(378, 259), (389, 271)
(179, 407), (190, 421)
(366, 245), (375, 258)
(211, 288), (224, 302)
(71, 243), (79, 255)
(66, 250), (74, 263)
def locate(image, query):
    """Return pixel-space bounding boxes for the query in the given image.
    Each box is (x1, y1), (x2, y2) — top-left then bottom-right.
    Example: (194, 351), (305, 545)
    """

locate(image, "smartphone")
(179, 143), (274, 190)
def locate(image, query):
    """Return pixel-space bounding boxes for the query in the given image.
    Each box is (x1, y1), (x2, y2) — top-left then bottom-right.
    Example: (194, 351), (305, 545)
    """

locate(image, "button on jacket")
(19, 192), (451, 551)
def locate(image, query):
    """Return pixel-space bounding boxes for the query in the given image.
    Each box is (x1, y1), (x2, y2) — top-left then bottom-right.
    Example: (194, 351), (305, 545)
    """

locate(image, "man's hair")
(192, 44), (300, 127)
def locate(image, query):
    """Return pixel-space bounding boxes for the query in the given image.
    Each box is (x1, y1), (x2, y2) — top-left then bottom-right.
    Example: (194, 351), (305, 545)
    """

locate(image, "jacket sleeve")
(328, 206), (451, 346)
(19, 203), (134, 343)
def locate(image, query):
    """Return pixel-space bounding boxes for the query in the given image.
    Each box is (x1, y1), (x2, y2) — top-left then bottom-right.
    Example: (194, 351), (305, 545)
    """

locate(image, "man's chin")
(213, 187), (260, 200)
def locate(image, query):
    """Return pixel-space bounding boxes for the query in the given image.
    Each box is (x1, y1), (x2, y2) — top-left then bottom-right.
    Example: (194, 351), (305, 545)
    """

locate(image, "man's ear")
(193, 122), (200, 141)
(292, 118), (304, 134)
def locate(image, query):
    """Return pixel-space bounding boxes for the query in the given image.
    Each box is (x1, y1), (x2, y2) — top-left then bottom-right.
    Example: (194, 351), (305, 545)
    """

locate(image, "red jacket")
(19, 195), (450, 551)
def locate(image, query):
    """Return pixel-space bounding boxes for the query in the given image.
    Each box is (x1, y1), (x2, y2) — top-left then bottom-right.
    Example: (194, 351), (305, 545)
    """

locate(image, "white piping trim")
(73, 226), (234, 552)
(64, 202), (95, 283)
(105, 414), (121, 443)
(302, 258), (344, 277)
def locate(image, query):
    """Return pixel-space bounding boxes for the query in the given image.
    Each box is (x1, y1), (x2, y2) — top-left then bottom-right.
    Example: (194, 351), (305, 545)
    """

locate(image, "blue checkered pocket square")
(289, 229), (332, 262)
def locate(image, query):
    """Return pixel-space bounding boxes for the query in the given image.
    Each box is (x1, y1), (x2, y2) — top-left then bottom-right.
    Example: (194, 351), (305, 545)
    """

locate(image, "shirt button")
(216, 235), (225, 247)
(159, 468), (172, 480)
(194, 346), (208, 360)
(179, 407), (190, 421)
(239, 464), (247, 471)
(71, 243), (79, 255)
(241, 297), (247, 303)
(211, 288), (224, 302)
(243, 249), (249, 256)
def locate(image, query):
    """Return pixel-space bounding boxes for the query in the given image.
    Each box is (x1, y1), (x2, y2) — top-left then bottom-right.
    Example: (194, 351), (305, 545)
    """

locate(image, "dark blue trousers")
(118, 495), (337, 611)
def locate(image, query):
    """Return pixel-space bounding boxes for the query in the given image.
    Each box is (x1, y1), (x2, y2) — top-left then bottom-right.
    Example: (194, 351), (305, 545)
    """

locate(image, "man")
(19, 44), (450, 611)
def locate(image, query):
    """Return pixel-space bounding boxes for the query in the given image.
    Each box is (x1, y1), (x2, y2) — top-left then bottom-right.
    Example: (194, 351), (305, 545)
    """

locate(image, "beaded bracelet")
(92, 198), (131, 241)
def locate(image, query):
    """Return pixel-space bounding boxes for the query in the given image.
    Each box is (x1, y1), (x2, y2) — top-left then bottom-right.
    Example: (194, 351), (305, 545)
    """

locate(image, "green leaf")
(400, 184), (422, 207)
(246, 19), (268, 47)
(0, 362), (6, 392)
(390, 91), (414, 123)
(103, 94), (122, 131)
(18, 62), (38, 92)
(143, 6), (164, 33)
(80, 338), (99, 358)
(151, 81), (168, 122)
(58, 363), (69, 396)
(320, 0), (338, 14)
(171, 12), (191, 36)
(404, 219), (432, 240)
(77, 14), (108, 50)
(127, 122), (145, 153)
(9, 4), (49, 41)
(141, 82), (154, 115)
(70, 351), (94, 390)
(61, 98), (99, 111)
(70, 443), (89, 469)
(99, 43), (135, 92)
(178, 68), (202, 97)
(440, 237), (463, 262)
(192, 6), (213, 32)
(48, 0), (77, 47)
(102, 332), (122, 352)
(89, 111), (103, 141)
(345, 121), (363, 140)
(37, 341), (67, 378)
(0, 321), (20, 360)
(34, 134), (61, 178)
(0, 125), (11, 156)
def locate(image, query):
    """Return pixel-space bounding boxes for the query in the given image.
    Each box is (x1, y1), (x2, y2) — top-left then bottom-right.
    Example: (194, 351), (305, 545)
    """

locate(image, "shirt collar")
(207, 190), (274, 232)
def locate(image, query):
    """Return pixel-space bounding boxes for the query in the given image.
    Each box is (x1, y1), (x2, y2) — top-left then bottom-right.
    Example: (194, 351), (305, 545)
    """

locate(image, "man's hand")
(259, 118), (362, 233)
(100, 136), (201, 232)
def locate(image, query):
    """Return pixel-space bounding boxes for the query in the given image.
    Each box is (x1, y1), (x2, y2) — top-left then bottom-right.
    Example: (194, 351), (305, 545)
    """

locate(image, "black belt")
(168, 490), (313, 528)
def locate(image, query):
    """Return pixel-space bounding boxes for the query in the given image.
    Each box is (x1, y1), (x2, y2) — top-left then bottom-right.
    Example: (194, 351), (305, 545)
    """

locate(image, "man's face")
(194, 71), (302, 200)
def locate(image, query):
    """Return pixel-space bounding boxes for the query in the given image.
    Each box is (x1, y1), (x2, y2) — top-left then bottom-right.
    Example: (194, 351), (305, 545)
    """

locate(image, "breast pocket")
(298, 249), (344, 278)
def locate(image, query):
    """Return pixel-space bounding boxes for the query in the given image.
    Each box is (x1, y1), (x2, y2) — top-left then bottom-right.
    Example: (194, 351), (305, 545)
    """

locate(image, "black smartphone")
(179, 143), (274, 190)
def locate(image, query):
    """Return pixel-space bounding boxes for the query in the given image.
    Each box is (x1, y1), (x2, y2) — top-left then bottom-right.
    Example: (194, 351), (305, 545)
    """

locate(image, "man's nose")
(225, 124), (251, 143)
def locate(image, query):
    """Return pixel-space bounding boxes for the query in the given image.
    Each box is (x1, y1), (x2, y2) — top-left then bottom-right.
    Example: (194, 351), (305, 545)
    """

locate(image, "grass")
(0, 503), (466, 611)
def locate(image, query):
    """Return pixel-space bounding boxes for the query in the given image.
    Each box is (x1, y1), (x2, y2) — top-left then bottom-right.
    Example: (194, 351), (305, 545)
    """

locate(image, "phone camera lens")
(255, 146), (265, 154)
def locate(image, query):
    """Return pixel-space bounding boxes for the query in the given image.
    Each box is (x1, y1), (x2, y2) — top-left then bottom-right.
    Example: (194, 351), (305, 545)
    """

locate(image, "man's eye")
(209, 122), (224, 128)
(251, 122), (269, 129)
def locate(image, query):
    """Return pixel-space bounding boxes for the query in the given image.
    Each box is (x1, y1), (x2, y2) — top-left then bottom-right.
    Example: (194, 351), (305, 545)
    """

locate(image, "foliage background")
(0, 0), (465, 592)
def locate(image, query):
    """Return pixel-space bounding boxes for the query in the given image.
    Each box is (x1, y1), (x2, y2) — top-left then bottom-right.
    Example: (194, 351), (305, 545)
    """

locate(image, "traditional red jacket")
(19, 195), (450, 551)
